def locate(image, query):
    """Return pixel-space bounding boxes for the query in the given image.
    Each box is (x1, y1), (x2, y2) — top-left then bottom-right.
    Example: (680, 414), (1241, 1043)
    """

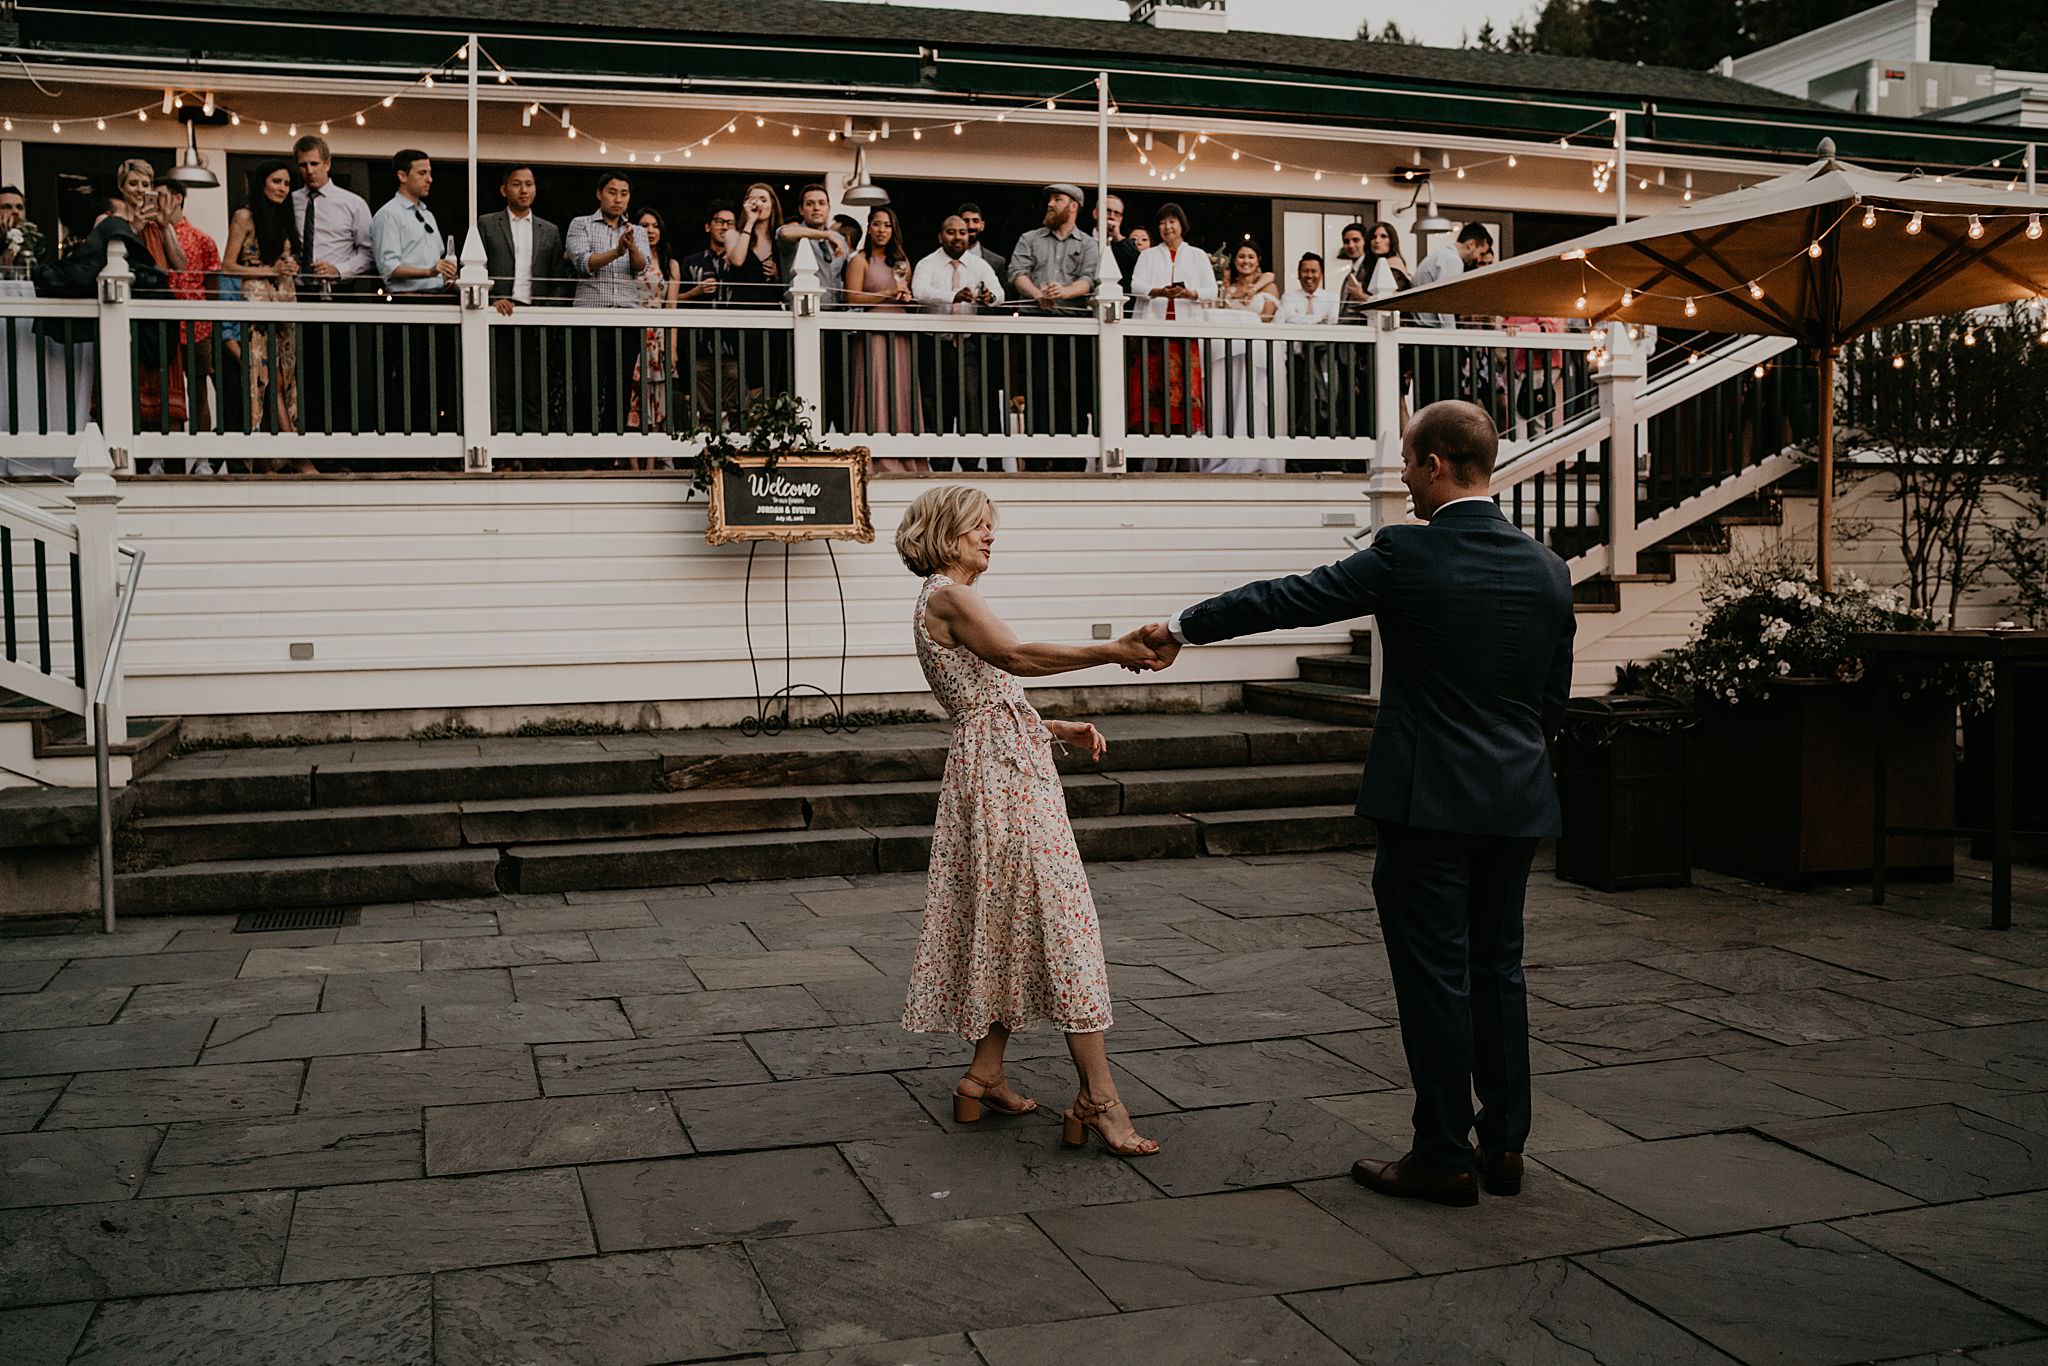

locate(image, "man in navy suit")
(1143, 400), (1575, 1206)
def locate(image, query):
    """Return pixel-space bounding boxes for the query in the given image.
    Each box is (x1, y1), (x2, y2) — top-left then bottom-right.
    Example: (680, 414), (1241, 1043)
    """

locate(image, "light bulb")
(827, 130), (837, 142)
(1968, 215), (1984, 239)
(1907, 212), (1923, 234)
(996, 113), (1005, 122)
(203, 92), (215, 115)
(1964, 328), (1977, 346)
(497, 70), (508, 84)
(954, 123), (963, 135)
(1687, 353), (1699, 366)
(1574, 293), (1587, 311)
(1558, 137), (1569, 148)
(354, 113), (365, 126)
(319, 120), (329, 134)
(50, 121), (60, 133)
(1807, 240), (1823, 258)
(1620, 289), (1633, 308)
(138, 110), (147, 123)
(1747, 281), (1763, 300)
(1359, 175), (1370, 186)
(1273, 162), (1282, 172)
(913, 128), (922, 140)
(97, 117), (107, 130)
(2028, 215), (2043, 240)
(1683, 189), (1692, 202)
(259, 121), (268, 134)
(382, 95), (395, 108)
(1314, 170), (1323, 181)
(653, 154), (662, 163)
(1753, 364), (1766, 379)
(867, 130), (877, 142)
(597, 142), (606, 153)
(790, 125), (799, 138)
(529, 102), (540, 115)
(566, 127), (576, 140)
(1455, 166), (1465, 179)
(1, 118), (9, 131)
(423, 75), (434, 89)
(1507, 155), (1517, 168)
(628, 152), (636, 162)
(456, 43), (467, 58)
(1862, 207), (1876, 228)
(682, 147), (690, 158)
(1684, 297), (1698, 317)
(1231, 149), (1240, 161)
(1638, 177), (1648, 190)
(288, 123), (297, 136)
(229, 113), (239, 126)
(755, 116), (765, 127)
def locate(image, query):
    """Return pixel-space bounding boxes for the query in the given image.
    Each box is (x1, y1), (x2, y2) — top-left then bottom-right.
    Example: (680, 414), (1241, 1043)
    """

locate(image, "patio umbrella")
(1367, 139), (2048, 581)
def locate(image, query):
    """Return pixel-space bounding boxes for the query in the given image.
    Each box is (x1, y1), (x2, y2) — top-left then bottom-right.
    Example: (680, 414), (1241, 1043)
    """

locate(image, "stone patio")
(1, 849), (2045, 1365)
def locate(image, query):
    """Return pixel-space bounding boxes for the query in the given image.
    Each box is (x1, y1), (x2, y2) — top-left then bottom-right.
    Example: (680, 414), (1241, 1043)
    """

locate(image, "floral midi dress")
(901, 574), (1115, 1040)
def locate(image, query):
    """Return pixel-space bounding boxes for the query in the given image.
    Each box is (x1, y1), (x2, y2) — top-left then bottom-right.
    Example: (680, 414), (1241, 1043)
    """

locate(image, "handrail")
(94, 543), (143, 935)
(0, 486), (85, 541)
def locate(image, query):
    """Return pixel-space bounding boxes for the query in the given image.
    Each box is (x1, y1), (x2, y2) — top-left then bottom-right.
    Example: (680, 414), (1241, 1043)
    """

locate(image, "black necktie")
(302, 187), (318, 259)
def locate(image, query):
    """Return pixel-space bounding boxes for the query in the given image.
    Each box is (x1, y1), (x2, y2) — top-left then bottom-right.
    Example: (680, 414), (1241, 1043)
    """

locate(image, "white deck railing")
(0, 245), (1809, 582)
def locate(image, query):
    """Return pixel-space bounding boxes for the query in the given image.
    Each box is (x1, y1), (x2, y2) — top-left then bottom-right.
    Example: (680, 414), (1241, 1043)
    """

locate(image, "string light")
(1807, 240), (1823, 258)
(1620, 288), (1633, 308)
(1892, 354), (1906, 368)
(1862, 206), (1877, 228)
(1968, 215), (1984, 239)
(382, 95), (395, 108)
(354, 112), (365, 126)
(1753, 364), (1766, 379)
(1907, 211), (1924, 234)
(1747, 281), (1764, 299)
(2029, 215), (2043, 240)
(1684, 297), (1698, 317)
(1964, 327), (1977, 346)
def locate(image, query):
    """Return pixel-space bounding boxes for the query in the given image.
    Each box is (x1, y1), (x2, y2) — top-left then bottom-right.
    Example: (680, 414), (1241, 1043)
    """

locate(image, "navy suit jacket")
(1180, 499), (1576, 838)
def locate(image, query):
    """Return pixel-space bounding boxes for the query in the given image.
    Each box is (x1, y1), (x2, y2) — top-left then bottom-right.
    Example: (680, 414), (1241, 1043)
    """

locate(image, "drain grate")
(234, 906), (361, 933)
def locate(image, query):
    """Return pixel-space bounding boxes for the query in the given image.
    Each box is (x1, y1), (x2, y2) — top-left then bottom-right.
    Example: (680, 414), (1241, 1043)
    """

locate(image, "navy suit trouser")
(1371, 821), (1538, 1172)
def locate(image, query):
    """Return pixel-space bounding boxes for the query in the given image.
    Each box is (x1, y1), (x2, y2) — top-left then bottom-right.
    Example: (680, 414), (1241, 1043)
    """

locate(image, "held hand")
(1048, 720), (1109, 763)
(436, 257), (459, 283)
(1120, 622), (1180, 673)
(312, 261), (340, 278)
(494, 297), (517, 317)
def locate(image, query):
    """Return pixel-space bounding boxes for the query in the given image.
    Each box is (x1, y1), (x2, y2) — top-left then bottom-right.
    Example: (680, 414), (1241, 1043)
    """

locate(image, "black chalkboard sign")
(706, 450), (874, 545)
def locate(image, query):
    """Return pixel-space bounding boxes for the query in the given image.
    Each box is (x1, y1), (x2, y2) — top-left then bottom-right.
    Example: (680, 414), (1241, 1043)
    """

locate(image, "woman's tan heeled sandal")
(953, 1071), (1037, 1123)
(1061, 1096), (1160, 1156)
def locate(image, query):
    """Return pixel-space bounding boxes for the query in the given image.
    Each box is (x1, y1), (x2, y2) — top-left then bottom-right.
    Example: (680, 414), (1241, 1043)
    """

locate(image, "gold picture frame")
(705, 448), (875, 545)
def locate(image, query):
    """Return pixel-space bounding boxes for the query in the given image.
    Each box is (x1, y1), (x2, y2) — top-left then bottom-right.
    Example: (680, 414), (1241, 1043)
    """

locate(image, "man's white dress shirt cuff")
(1166, 611), (1189, 645)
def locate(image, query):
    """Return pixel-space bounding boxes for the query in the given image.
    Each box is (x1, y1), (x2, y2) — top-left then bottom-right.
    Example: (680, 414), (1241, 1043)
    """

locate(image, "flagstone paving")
(1, 849), (2045, 1364)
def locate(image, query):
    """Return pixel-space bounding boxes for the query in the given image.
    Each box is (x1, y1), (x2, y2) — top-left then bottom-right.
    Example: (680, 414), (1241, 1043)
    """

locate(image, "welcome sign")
(706, 450), (875, 545)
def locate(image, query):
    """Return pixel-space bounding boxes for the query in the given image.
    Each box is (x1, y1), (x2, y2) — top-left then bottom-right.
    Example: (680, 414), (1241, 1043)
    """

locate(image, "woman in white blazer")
(1126, 204), (1216, 450)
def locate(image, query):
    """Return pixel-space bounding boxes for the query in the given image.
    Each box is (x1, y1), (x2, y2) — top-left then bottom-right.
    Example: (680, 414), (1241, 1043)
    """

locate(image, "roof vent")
(1129, 0), (1228, 32)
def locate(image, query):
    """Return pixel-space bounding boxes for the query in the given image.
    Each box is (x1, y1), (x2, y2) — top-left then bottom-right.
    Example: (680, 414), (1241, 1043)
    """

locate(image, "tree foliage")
(1839, 307), (2048, 627)
(1465, 0), (2048, 72)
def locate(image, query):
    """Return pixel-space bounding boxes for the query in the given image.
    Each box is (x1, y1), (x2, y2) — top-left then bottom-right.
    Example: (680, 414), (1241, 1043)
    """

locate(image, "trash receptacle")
(1556, 696), (1691, 891)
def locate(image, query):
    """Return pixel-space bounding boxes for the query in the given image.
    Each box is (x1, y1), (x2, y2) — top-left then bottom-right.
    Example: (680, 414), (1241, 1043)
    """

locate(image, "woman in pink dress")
(897, 485), (1163, 1156)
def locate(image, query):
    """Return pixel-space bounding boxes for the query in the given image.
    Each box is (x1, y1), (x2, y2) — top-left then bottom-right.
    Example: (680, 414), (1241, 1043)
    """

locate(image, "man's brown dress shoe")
(1478, 1150), (1523, 1197)
(1350, 1154), (1479, 1207)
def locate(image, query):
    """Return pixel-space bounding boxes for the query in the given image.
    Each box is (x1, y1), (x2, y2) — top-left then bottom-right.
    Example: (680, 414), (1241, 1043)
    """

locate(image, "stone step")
(1191, 805), (1374, 856)
(1243, 681), (1381, 729)
(115, 848), (501, 917)
(133, 715), (1375, 818)
(1297, 654), (1374, 690)
(122, 762), (1364, 872)
(111, 796), (1376, 911)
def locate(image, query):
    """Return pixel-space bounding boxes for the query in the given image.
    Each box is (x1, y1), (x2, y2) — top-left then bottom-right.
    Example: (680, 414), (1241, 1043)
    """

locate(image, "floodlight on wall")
(842, 146), (889, 208)
(1410, 182), (1452, 235)
(163, 113), (219, 189)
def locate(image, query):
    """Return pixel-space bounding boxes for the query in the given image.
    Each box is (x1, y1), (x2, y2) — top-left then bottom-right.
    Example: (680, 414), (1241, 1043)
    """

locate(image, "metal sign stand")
(739, 539), (857, 736)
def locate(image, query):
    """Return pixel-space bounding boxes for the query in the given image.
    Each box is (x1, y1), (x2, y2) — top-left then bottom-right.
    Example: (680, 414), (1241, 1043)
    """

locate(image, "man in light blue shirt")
(563, 171), (651, 430)
(370, 150), (456, 296)
(368, 149), (456, 432)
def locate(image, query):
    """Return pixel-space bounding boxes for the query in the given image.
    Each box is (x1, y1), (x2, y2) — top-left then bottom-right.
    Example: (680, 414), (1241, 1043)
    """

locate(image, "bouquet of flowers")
(2, 220), (42, 277)
(1614, 554), (1990, 714)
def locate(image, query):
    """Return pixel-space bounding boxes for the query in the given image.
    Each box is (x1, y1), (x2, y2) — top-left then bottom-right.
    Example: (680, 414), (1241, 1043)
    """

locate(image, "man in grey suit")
(478, 164), (567, 434)
(1142, 400), (1574, 1207)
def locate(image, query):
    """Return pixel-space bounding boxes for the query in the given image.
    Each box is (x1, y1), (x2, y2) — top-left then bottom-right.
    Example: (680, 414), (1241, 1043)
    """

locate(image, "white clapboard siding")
(112, 477), (1374, 717)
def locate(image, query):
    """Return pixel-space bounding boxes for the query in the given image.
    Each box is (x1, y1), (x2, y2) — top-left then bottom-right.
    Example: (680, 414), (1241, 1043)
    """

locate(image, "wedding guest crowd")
(11, 146), (1555, 467)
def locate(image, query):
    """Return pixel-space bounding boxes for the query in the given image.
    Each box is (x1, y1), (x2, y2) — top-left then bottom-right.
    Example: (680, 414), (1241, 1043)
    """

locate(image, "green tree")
(1358, 19), (1415, 43)
(1840, 308), (2048, 625)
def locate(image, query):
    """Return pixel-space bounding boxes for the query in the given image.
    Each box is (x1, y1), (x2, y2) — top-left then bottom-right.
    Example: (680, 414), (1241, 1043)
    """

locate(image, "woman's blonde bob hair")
(896, 485), (996, 578)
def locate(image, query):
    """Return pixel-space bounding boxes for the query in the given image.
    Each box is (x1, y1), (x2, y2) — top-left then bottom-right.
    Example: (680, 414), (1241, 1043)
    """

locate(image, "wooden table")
(1856, 629), (2048, 930)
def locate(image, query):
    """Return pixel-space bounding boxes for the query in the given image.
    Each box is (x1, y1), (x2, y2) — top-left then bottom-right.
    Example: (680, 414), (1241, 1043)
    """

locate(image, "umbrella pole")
(1816, 346), (1835, 586)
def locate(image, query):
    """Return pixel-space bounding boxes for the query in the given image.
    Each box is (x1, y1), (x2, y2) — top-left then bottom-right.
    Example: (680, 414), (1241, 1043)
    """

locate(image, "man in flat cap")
(1008, 183), (1102, 462)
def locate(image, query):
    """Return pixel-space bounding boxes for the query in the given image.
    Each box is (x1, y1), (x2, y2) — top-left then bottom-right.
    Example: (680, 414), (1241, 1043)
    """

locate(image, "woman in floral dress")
(896, 485), (1164, 1156)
